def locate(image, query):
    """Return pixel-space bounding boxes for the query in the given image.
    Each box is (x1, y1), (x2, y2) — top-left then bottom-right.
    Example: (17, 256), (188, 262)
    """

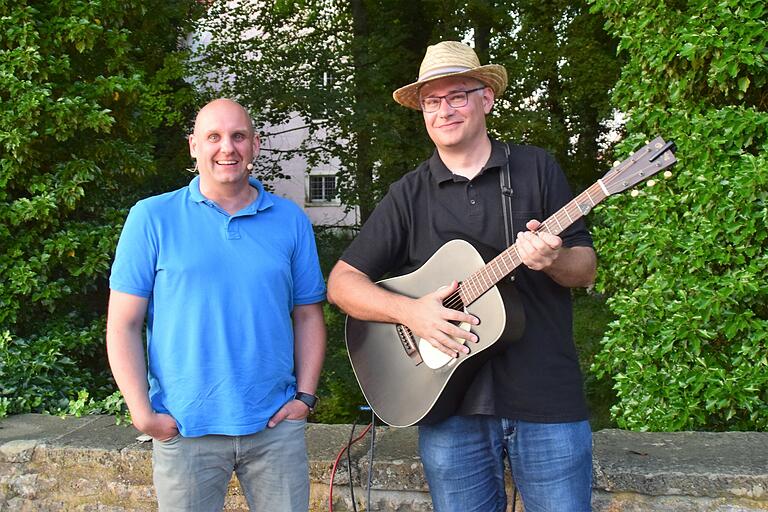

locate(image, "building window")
(308, 175), (338, 204)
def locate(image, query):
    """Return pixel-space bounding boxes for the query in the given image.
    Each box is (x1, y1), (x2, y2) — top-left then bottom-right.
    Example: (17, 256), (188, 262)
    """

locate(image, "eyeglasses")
(420, 86), (487, 113)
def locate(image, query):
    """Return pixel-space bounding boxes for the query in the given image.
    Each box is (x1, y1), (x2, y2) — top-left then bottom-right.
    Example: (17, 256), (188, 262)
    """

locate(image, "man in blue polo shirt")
(107, 98), (326, 511)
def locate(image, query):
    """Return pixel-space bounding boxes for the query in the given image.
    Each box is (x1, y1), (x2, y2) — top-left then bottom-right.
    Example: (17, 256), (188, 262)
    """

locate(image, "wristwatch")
(294, 392), (318, 412)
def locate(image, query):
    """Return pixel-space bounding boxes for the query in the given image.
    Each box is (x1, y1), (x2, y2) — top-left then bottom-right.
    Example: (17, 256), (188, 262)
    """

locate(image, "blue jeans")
(419, 415), (592, 512)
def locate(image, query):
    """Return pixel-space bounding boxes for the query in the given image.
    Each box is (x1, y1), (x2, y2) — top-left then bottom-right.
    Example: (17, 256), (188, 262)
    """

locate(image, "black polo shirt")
(341, 139), (593, 422)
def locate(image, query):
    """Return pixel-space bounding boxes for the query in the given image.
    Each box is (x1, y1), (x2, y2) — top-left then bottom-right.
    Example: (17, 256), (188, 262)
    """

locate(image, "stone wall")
(1, 414), (766, 511)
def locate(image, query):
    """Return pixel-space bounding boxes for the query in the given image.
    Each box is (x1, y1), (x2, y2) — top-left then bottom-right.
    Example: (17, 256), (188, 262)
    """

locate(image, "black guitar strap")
(500, 143), (515, 247)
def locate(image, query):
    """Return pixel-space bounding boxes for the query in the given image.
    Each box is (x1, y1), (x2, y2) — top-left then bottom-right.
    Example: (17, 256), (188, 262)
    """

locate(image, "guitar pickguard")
(418, 320), (471, 370)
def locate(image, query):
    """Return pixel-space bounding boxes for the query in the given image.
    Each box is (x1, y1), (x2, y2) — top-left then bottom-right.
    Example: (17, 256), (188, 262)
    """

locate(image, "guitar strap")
(500, 143), (515, 247)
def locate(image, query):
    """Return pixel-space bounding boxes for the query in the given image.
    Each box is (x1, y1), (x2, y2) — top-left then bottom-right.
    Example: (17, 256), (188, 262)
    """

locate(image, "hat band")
(418, 66), (474, 82)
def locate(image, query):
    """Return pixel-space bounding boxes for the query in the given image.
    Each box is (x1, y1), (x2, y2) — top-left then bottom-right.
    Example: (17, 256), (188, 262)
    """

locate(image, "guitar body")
(345, 239), (525, 427)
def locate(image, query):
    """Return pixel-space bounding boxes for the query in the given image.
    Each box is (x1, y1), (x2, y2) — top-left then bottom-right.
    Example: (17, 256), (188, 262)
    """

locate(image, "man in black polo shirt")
(327, 41), (597, 512)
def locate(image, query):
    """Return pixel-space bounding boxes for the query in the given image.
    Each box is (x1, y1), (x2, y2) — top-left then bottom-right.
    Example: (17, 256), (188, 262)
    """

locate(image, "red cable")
(328, 422), (373, 512)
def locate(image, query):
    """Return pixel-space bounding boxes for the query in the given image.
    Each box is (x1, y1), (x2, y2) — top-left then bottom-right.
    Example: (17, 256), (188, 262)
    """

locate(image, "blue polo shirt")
(110, 176), (326, 437)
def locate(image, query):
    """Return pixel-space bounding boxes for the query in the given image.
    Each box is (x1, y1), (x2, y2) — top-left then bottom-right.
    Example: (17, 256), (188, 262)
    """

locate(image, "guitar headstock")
(601, 136), (677, 195)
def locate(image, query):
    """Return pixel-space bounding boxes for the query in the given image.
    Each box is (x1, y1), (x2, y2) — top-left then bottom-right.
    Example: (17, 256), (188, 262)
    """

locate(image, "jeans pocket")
(154, 433), (182, 445)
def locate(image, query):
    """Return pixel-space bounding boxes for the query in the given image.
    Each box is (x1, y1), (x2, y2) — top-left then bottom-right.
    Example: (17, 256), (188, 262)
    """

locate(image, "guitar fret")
(563, 207), (574, 223)
(584, 189), (596, 207)
(566, 206), (578, 223)
(553, 214), (564, 233)
(457, 286), (467, 306)
(472, 274), (482, 297)
(512, 245), (523, 267)
(480, 269), (491, 289)
(465, 277), (479, 300)
(489, 262), (500, 282)
(477, 273), (486, 290)
(500, 255), (511, 274)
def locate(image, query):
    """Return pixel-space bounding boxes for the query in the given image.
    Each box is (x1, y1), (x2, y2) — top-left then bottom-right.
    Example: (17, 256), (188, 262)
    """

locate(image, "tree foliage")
(192, 0), (620, 422)
(189, 0), (440, 221)
(0, 0), (201, 417)
(486, 0), (622, 190)
(590, 0), (768, 430)
(190, 0), (619, 217)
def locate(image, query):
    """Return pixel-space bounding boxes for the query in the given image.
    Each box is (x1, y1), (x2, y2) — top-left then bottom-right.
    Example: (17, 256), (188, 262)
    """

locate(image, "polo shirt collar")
(430, 138), (508, 184)
(188, 175), (273, 213)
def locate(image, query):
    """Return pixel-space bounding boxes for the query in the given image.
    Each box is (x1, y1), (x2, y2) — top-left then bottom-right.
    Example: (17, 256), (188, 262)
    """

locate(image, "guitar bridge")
(396, 324), (423, 366)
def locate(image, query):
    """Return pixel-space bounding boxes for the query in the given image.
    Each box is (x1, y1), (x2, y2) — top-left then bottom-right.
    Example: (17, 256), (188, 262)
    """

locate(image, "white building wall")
(259, 115), (359, 227)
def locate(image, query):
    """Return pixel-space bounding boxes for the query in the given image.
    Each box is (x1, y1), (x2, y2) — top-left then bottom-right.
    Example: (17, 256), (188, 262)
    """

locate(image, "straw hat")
(393, 41), (508, 111)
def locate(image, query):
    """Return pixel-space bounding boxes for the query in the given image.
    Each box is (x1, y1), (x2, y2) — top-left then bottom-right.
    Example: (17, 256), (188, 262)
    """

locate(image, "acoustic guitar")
(346, 137), (677, 427)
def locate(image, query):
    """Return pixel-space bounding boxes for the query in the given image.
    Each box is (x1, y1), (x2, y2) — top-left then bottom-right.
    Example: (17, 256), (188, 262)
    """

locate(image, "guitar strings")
(439, 156), (667, 314)
(443, 290), (464, 311)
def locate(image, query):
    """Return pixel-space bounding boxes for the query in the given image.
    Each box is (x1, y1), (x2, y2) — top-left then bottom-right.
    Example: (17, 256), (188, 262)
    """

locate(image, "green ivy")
(589, 0), (767, 430)
(64, 389), (131, 424)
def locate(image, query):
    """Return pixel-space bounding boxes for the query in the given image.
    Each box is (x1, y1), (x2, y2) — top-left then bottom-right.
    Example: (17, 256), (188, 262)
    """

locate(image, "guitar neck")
(458, 181), (608, 306)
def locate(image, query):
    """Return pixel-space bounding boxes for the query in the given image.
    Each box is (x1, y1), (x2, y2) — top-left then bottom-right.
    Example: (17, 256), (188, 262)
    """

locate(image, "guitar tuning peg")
(630, 190), (640, 197)
(613, 160), (621, 167)
(664, 171), (673, 179)
(646, 180), (656, 187)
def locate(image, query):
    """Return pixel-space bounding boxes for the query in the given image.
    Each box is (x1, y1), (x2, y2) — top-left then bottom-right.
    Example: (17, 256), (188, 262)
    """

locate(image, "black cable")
(366, 409), (376, 511)
(351, 405), (374, 512)
(346, 418), (358, 512)
(329, 420), (372, 512)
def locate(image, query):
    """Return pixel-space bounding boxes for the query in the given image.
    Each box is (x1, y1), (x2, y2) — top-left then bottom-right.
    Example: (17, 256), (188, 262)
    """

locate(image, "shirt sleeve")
(339, 182), (411, 281)
(291, 213), (327, 305)
(109, 201), (157, 298)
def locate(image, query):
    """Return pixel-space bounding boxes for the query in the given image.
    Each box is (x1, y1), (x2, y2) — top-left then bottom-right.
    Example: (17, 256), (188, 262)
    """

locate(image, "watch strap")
(294, 392), (318, 411)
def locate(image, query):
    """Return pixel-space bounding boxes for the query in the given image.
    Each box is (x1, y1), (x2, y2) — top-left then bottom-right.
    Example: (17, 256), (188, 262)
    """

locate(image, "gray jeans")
(152, 418), (309, 511)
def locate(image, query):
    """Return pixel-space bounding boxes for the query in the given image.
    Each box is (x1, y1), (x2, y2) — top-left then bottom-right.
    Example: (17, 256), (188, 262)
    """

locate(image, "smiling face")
(419, 76), (494, 153)
(188, 99), (260, 192)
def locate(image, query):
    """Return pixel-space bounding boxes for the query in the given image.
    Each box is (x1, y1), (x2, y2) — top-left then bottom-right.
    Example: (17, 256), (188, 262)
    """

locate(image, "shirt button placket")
(226, 218), (240, 240)
(468, 183), (478, 208)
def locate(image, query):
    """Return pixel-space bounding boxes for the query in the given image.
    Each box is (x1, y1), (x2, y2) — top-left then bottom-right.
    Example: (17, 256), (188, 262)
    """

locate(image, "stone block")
(593, 429), (768, 501)
(0, 414), (95, 445)
(1, 416), (767, 512)
(0, 440), (37, 463)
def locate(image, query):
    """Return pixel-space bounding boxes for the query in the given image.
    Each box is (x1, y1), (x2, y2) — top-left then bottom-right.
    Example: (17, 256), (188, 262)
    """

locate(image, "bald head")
(193, 98), (255, 138)
(188, 98), (260, 194)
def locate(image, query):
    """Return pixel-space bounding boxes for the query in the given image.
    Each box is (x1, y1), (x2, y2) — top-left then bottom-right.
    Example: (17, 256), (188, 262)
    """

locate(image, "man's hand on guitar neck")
(398, 280), (480, 359)
(515, 219), (597, 288)
(515, 219), (563, 271)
